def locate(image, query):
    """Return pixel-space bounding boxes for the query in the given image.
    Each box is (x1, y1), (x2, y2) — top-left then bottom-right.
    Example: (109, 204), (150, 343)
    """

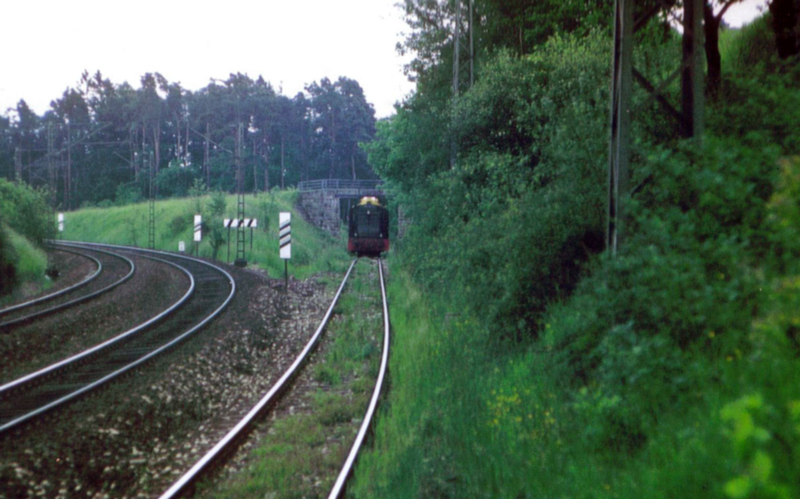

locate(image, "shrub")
(0, 178), (53, 245)
(0, 221), (16, 296)
(115, 183), (143, 206)
(167, 215), (189, 236)
(155, 165), (202, 198)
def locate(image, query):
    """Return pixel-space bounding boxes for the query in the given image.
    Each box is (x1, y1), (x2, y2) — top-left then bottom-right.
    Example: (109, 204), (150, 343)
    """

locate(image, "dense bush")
(0, 180), (52, 296)
(357, 13), (800, 499)
(0, 178), (54, 245)
(0, 219), (16, 296)
(371, 33), (614, 339)
(156, 164), (203, 198)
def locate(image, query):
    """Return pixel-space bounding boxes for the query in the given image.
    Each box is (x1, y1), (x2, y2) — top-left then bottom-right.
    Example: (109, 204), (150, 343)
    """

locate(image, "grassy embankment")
(58, 189), (349, 278)
(0, 226), (49, 296)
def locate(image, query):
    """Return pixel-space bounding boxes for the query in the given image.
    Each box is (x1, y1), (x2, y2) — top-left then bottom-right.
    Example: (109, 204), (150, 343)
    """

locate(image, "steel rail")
(327, 258), (391, 499)
(158, 258), (358, 499)
(0, 246), (102, 316)
(0, 241), (236, 435)
(0, 255), (195, 399)
(0, 244), (136, 330)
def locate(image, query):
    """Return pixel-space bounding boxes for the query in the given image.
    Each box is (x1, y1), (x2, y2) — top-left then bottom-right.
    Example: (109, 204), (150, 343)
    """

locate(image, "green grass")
(5, 226), (48, 282)
(351, 261), (800, 498)
(58, 190), (350, 279)
(0, 225), (50, 305)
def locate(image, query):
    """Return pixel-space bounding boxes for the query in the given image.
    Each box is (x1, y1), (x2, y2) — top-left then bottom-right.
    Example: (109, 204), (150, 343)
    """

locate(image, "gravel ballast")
(0, 255), (337, 499)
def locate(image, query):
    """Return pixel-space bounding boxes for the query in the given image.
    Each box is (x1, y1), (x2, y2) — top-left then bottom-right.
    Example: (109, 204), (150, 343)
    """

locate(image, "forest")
(0, 72), (377, 210)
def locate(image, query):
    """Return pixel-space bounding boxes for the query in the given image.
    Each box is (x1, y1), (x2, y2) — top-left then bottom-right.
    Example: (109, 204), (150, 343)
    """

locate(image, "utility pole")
(607, 0), (633, 256)
(204, 122), (210, 188)
(66, 122), (72, 211)
(253, 136), (259, 197)
(682, 0), (704, 141)
(47, 123), (57, 231)
(148, 149), (156, 250)
(281, 134), (285, 190)
(451, 0), (475, 168)
(234, 122), (247, 267)
(606, 0), (704, 255)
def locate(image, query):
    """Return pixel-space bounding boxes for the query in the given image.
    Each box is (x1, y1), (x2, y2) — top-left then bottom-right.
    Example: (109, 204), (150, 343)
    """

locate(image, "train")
(347, 196), (390, 257)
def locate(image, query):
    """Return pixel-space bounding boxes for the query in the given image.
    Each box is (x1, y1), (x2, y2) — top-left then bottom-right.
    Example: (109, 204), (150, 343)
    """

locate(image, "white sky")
(721, 0), (769, 27)
(0, 0), (415, 119)
(0, 0), (767, 120)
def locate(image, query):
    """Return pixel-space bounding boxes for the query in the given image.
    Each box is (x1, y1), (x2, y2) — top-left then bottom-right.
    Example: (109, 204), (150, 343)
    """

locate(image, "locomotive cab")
(348, 196), (390, 257)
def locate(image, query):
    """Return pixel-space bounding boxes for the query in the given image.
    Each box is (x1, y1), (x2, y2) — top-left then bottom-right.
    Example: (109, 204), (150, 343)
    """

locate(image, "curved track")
(158, 258), (391, 499)
(0, 242), (235, 435)
(0, 244), (135, 331)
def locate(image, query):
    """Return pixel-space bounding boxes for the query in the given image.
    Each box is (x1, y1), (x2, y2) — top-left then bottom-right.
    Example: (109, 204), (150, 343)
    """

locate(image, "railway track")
(0, 241), (235, 435)
(158, 258), (391, 499)
(0, 244), (135, 331)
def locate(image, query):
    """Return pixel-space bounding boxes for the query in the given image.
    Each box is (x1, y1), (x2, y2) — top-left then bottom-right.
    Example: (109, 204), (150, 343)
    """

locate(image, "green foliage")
(0, 220), (17, 296)
(1, 70), (380, 210)
(373, 32), (610, 339)
(203, 189), (228, 259)
(254, 195), (274, 233)
(0, 223), (49, 298)
(155, 165), (201, 198)
(59, 190), (349, 279)
(114, 182), (143, 206)
(0, 179), (52, 296)
(723, 16), (777, 73)
(356, 12), (800, 499)
(167, 214), (189, 237)
(206, 190), (227, 218)
(188, 178), (207, 214)
(4, 226), (48, 282)
(765, 156), (800, 272)
(0, 178), (54, 245)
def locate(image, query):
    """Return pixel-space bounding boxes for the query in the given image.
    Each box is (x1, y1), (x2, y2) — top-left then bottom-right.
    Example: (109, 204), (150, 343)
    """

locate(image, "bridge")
(297, 179), (388, 236)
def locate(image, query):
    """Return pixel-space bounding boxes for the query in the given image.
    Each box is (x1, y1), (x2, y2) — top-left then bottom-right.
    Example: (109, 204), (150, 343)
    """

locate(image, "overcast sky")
(1, 0), (415, 118)
(0, 0), (767, 120)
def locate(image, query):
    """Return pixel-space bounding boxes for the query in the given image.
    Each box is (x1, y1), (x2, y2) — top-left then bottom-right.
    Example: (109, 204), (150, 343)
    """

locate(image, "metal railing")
(298, 179), (384, 192)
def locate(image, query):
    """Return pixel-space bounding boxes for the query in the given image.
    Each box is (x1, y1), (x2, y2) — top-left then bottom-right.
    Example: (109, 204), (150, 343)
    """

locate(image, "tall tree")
(306, 77), (376, 179)
(769, 0), (800, 58)
(704, 1), (747, 96)
(138, 72), (168, 177)
(50, 89), (90, 209)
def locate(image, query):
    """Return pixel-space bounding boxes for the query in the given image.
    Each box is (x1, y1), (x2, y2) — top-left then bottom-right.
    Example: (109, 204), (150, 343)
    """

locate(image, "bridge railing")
(298, 179), (384, 192)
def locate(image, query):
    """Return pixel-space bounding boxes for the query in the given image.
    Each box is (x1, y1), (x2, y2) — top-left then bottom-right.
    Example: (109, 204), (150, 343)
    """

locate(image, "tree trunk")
(14, 147), (21, 182)
(770, 0), (799, 59)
